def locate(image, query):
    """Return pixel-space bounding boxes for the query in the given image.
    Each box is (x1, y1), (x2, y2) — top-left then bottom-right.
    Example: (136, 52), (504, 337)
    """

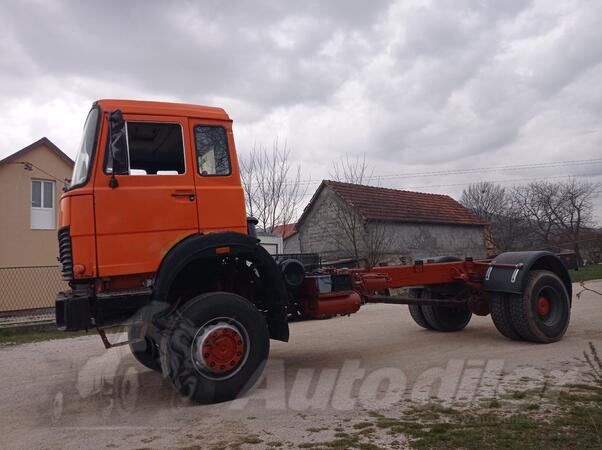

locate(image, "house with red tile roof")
(294, 180), (487, 266)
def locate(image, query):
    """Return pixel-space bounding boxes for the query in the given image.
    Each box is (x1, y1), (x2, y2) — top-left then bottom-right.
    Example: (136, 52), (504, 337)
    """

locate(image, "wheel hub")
(537, 296), (551, 317)
(196, 324), (245, 374)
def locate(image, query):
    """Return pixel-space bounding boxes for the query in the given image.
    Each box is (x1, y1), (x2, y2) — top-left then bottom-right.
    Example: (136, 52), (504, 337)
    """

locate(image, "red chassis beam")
(349, 259), (495, 294)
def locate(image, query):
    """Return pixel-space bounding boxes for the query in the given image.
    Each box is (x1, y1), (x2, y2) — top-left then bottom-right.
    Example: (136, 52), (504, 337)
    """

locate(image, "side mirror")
(108, 110), (128, 176)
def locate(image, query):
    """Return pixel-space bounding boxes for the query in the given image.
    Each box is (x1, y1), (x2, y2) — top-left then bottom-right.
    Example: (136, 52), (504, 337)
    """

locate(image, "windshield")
(70, 107), (99, 188)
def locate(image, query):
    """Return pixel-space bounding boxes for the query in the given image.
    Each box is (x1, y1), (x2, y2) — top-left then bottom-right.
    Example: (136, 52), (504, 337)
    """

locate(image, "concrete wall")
(257, 233), (284, 255)
(297, 187), (346, 262)
(0, 144), (73, 267)
(283, 233), (301, 253)
(296, 185), (486, 264)
(375, 222), (487, 261)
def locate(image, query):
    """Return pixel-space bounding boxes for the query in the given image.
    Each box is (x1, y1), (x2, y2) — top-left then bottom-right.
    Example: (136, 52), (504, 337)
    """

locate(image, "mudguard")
(483, 251), (572, 299)
(152, 231), (290, 341)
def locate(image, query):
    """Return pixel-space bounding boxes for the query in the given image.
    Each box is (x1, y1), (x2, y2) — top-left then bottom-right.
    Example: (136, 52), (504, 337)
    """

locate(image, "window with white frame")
(31, 180), (55, 229)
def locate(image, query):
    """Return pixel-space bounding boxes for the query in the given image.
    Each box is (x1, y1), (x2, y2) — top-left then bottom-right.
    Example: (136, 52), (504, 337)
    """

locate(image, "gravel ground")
(1, 280), (601, 450)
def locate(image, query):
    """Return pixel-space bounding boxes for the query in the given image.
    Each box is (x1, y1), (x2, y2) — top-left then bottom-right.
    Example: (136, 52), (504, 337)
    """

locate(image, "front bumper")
(55, 290), (94, 331)
(56, 288), (153, 331)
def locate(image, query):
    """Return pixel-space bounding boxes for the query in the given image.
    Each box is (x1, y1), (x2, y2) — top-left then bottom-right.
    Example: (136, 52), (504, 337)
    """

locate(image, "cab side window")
(107, 122), (185, 175)
(194, 126), (231, 176)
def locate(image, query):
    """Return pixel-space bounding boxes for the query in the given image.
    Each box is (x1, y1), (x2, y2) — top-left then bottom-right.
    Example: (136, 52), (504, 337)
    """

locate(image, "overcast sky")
(1, 0), (601, 222)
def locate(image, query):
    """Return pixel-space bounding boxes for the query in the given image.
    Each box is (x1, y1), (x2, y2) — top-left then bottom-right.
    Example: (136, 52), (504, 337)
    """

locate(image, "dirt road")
(1, 280), (601, 449)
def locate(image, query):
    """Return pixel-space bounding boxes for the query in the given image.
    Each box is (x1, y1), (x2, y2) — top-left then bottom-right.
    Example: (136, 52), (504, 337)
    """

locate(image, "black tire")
(508, 270), (571, 343)
(407, 289), (434, 330)
(160, 292), (269, 404)
(489, 293), (523, 341)
(422, 304), (472, 332)
(128, 316), (162, 372)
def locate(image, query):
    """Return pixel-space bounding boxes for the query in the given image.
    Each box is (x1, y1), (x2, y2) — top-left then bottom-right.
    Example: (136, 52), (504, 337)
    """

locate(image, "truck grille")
(58, 227), (73, 281)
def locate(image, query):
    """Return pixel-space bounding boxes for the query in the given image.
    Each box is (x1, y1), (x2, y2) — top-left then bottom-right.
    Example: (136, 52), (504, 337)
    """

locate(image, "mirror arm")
(109, 171), (119, 189)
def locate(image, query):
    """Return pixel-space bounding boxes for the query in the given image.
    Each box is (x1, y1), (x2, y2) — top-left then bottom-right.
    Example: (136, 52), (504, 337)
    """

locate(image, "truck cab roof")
(95, 99), (231, 122)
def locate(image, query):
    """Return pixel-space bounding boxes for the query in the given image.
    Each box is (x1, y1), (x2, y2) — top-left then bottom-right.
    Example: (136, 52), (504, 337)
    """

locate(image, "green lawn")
(0, 325), (123, 346)
(570, 264), (602, 283)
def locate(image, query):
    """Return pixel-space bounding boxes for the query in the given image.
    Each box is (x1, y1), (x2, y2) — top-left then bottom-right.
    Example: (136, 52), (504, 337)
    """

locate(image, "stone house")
(294, 180), (487, 266)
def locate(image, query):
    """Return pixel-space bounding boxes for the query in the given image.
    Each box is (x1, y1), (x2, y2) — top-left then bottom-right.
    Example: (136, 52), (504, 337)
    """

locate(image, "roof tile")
(325, 180), (486, 226)
(272, 223), (298, 238)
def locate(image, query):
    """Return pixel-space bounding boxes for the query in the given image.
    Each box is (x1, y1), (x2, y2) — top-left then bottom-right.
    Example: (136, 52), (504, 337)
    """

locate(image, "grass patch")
(240, 435), (263, 445)
(488, 399), (502, 409)
(365, 343), (602, 450)
(570, 264), (602, 283)
(299, 431), (381, 450)
(300, 343), (602, 450)
(0, 325), (89, 345)
(0, 324), (124, 346)
(369, 388), (602, 450)
(306, 427), (329, 433)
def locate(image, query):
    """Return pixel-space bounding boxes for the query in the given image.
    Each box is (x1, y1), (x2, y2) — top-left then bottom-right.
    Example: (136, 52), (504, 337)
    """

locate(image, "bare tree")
(552, 179), (599, 263)
(362, 221), (397, 267)
(580, 228), (602, 264)
(512, 182), (561, 246)
(510, 179), (599, 262)
(460, 182), (524, 252)
(239, 139), (306, 234)
(330, 154), (374, 185)
(328, 154), (398, 266)
(460, 182), (508, 222)
(328, 196), (364, 264)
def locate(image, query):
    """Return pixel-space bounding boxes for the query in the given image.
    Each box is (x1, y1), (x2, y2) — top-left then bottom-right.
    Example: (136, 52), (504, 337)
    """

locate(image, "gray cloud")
(0, 0), (601, 221)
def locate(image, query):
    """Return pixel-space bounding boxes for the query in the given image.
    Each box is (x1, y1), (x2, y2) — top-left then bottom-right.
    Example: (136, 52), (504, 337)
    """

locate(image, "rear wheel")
(160, 292), (269, 404)
(508, 270), (571, 343)
(422, 304), (472, 332)
(489, 294), (523, 341)
(407, 289), (434, 330)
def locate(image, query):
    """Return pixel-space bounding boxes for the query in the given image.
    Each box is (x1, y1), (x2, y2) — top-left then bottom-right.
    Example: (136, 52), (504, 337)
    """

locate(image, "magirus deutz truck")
(56, 99), (575, 404)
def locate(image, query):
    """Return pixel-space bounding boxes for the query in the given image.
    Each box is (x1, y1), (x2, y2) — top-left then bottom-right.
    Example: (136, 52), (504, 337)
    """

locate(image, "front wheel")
(128, 315), (162, 372)
(160, 292), (269, 404)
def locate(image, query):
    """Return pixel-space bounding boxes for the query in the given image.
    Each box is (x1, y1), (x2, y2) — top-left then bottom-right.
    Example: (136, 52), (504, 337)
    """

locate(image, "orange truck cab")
(59, 99), (249, 281)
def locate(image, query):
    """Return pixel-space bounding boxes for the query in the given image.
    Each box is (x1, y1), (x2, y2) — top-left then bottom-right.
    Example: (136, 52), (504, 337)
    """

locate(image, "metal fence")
(0, 266), (67, 327)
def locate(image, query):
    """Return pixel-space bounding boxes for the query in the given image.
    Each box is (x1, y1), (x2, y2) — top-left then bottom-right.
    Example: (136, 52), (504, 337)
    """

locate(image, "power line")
(284, 157), (602, 187)
(6, 161), (69, 185)
(394, 173), (602, 191)
(296, 173), (602, 197)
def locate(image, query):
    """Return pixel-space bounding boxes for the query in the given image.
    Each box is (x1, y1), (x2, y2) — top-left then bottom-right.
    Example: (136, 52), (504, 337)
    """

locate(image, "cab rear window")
(194, 126), (231, 176)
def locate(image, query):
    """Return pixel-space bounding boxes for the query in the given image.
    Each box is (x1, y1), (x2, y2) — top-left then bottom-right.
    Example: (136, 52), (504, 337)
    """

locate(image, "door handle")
(171, 192), (195, 201)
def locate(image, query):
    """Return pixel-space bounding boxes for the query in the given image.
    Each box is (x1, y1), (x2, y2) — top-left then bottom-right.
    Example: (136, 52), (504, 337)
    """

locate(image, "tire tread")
(489, 294), (523, 341)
